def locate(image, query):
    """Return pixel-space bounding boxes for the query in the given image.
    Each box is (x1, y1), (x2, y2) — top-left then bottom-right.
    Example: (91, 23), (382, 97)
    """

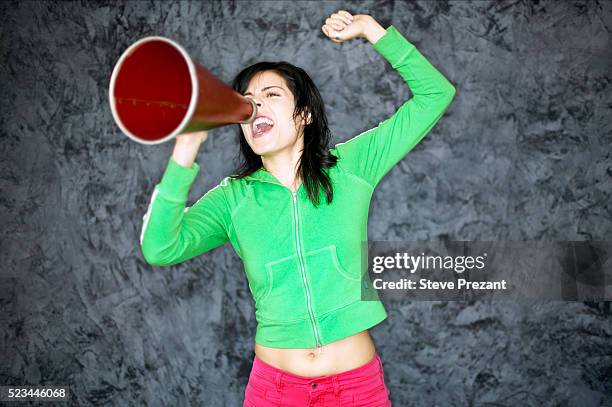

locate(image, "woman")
(140, 10), (456, 407)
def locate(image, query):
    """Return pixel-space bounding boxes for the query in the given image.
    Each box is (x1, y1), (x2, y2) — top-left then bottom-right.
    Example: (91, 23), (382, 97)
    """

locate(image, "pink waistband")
(251, 352), (382, 386)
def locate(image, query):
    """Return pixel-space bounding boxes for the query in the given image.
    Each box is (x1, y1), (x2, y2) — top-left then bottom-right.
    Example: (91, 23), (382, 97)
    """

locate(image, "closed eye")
(267, 92), (280, 97)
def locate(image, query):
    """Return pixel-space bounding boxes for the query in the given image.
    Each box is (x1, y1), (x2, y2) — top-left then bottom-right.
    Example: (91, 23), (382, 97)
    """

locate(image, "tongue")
(255, 124), (273, 134)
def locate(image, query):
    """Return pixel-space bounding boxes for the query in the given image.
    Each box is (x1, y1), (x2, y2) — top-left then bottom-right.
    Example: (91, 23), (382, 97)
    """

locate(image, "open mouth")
(253, 123), (273, 138)
(252, 116), (275, 138)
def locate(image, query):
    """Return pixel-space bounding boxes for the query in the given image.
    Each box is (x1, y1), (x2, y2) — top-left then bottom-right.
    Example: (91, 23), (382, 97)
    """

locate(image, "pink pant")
(243, 352), (392, 407)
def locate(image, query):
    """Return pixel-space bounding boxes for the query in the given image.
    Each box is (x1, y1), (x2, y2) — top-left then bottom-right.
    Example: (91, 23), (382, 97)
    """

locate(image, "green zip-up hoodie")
(140, 25), (456, 348)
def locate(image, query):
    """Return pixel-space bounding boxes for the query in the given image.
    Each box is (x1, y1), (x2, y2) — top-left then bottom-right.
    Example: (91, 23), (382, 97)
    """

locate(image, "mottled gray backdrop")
(1, 0), (611, 406)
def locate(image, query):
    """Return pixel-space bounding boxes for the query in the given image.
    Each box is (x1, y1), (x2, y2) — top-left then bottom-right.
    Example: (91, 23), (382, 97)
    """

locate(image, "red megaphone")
(109, 36), (257, 145)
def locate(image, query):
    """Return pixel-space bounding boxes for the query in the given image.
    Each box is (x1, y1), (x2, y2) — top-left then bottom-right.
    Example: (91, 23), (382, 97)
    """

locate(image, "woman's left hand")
(322, 10), (372, 43)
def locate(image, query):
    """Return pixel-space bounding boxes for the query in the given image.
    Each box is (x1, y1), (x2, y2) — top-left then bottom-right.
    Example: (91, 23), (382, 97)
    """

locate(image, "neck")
(262, 151), (302, 191)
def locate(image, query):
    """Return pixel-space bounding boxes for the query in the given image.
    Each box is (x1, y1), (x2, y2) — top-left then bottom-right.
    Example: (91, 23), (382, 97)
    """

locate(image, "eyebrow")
(244, 86), (284, 96)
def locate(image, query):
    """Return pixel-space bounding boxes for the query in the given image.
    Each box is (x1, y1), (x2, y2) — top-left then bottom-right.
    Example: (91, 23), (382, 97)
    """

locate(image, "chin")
(249, 136), (277, 154)
(248, 142), (268, 157)
(255, 147), (275, 157)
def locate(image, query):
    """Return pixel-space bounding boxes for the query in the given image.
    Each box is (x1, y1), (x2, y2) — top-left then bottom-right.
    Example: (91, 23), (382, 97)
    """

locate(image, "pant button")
(311, 382), (317, 388)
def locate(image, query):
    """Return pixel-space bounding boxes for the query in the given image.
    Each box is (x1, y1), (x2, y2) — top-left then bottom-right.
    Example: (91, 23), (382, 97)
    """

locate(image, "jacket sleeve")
(331, 25), (456, 188)
(140, 157), (232, 266)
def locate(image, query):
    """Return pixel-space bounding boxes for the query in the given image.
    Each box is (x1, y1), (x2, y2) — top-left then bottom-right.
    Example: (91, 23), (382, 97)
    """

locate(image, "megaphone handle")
(239, 98), (258, 124)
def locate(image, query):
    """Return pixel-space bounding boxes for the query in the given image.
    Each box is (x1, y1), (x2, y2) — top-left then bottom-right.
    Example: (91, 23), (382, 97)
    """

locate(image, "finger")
(323, 24), (342, 41)
(323, 27), (337, 42)
(333, 12), (352, 25)
(326, 17), (346, 30)
(322, 25), (337, 39)
(329, 15), (349, 25)
(338, 10), (354, 21)
(333, 20), (349, 32)
(332, 15), (350, 27)
(332, 21), (345, 31)
(332, 12), (350, 25)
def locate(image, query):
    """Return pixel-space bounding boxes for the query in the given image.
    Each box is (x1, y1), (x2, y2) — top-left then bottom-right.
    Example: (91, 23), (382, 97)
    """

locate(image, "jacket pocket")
(304, 245), (362, 315)
(256, 254), (310, 323)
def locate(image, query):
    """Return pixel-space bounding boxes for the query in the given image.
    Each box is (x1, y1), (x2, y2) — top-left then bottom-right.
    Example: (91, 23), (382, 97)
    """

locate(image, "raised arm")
(140, 133), (232, 266)
(327, 15), (456, 188)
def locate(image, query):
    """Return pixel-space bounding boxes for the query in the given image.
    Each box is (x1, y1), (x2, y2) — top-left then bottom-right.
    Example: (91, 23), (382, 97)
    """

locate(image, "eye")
(266, 92), (280, 97)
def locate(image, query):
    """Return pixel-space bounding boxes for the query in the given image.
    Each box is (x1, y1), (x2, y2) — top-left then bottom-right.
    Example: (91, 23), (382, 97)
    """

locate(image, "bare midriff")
(254, 330), (376, 377)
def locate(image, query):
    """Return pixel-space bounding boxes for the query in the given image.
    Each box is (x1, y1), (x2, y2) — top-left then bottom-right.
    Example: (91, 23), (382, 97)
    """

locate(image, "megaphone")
(109, 36), (257, 145)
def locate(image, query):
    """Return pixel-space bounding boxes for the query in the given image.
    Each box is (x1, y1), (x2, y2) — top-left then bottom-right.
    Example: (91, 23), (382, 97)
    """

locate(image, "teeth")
(254, 117), (274, 127)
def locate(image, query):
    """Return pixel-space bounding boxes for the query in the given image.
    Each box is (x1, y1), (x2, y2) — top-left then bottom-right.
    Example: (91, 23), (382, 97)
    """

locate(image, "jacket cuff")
(371, 25), (416, 66)
(157, 157), (200, 202)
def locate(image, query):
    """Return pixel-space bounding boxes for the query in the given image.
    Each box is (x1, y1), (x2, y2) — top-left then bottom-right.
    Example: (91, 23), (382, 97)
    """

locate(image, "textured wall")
(1, 0), (611, 406)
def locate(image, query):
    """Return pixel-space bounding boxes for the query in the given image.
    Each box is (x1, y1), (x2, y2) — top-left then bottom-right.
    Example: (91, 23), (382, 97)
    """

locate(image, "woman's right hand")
(176, 130), (209, 145)
(172, 130), (209, 168)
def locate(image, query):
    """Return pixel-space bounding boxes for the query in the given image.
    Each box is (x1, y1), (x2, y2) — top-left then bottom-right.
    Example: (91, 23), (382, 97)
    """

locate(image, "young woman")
(140, 10), (456, 407)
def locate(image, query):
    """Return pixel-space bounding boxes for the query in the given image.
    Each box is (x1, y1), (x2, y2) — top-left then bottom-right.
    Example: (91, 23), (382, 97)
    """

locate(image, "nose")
(245, 92), (265, 107)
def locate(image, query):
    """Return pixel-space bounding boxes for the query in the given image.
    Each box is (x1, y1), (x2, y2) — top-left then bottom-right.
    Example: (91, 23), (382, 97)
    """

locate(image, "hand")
(321, 10), (372, 44)
(172, 130), (209, 168)
(176, 130), (209, 145)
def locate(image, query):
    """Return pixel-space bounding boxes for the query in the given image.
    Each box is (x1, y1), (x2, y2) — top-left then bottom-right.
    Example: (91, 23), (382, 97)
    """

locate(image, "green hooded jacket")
(140, 25), (456, 348)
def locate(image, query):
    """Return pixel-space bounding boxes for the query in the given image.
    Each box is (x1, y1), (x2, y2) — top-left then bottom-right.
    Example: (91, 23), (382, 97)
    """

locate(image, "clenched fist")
(321, 10), (373, 43)
(176, 130), (209, 145)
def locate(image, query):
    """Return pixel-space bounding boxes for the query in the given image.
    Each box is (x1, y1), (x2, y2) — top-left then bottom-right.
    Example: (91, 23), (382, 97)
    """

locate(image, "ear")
(304, 112), (312, 126)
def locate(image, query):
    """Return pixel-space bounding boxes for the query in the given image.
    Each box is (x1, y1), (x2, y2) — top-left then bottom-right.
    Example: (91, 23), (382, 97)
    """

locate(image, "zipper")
(254, 177), (323, 353)
(292, 190), (323, 354)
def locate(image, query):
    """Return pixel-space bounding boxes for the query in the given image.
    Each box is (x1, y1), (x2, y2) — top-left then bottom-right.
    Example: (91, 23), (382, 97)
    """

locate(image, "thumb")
(322, 25), (343, 42)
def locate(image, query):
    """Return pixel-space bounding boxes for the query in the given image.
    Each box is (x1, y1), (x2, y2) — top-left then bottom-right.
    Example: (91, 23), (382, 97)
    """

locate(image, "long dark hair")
(229, 62), (338, 206)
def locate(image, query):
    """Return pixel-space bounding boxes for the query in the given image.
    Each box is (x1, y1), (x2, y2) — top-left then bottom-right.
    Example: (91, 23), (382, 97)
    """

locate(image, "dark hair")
(229, 61), (338, 207)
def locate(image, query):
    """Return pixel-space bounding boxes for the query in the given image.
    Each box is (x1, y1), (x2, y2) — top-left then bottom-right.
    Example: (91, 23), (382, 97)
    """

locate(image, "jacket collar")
(244, 167), (305, 196)
(244, 166), (282, 185)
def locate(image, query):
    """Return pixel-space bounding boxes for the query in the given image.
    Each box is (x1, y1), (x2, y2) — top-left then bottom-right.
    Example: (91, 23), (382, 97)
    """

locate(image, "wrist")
(172, 137), (202, 168)
(362, 17), (387, 45)
(172, 153), (196, 169)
